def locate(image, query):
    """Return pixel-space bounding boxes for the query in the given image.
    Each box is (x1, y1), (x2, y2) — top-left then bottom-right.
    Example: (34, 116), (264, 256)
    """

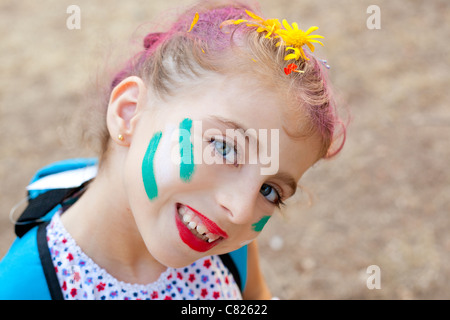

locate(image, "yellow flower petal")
(305, 26), (319, 35)
(285, 47), (301, 61)
(292, 22), (299, 30)
(299, 48), (308, 60)
(306, 42), (315, 52)
(308, 34), (325, 39)
(308, 39), (324, 46)
(220, 19), (249, 29)
(284, 53), (299, 61)
(245, 22), (260, 28)
(265, 24), (277, 38)
(245, 10), (264, 22)
(233, 19), (249, 25)
(282, 19), (292, 31)
(188, 12), (199, 33)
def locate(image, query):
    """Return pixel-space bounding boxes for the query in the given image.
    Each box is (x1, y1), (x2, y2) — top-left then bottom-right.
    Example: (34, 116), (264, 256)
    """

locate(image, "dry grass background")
(0, 0), (449, 299)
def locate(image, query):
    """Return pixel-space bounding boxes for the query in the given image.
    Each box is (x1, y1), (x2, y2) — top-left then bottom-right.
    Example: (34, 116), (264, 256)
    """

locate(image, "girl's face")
(122, 75), (321, 268)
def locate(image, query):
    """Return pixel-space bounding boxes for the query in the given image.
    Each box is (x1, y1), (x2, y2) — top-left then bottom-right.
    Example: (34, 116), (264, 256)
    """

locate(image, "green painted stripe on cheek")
(252, 215), (271, 232)
(142, 131), (162, 201)
(179, 118), (195, 182)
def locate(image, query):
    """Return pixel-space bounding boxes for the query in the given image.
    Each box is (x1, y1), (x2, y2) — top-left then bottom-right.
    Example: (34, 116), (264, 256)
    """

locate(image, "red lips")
(175, 204), (228, 253)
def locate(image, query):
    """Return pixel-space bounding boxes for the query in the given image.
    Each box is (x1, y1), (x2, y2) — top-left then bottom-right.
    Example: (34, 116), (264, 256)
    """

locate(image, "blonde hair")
(95, 1), (345, 163)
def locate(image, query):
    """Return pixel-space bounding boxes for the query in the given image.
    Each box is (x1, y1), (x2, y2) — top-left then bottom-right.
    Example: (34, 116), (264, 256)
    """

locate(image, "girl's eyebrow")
(206, 115), (259, 143)
(208, 115), (248, 131)
(273, 171), (298, 198)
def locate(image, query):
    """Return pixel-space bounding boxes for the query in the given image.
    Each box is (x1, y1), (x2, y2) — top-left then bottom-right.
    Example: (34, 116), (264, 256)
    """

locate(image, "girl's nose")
(214, 172), (262, 225)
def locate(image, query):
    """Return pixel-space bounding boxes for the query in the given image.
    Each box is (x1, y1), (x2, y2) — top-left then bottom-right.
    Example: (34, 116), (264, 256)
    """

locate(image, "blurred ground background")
(0, 0), (449, 299)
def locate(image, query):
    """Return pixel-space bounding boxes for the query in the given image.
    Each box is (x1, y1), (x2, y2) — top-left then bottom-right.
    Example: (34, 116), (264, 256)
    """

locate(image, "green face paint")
(179, 118), (195, 182)
(252, 215), (271, 232)
(142, 131), (162, 201)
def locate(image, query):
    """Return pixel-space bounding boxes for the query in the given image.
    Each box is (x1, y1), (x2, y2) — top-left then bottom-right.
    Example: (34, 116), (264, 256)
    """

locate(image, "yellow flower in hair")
(276, 20), (324, 61)
(244, 10), (282, 38)
(221, 10), (281, 38)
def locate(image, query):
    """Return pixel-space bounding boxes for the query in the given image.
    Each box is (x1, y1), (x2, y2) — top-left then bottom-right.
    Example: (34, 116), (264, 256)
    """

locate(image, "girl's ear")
(106, 76), (147, 146)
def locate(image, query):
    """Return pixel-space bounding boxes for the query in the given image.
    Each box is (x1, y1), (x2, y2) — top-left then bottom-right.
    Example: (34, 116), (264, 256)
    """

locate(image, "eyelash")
(209, 137), (285, 208)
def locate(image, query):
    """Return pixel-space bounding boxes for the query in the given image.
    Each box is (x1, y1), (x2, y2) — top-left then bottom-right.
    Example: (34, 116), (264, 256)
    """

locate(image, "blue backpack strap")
(15, 190), (75, 238)
(220, 245), (248, 293)
(0, 223), (64, 300)
(0, 226), (51, 299)
(36, 222), (64, 300)
(228, 245), (248, 293)
(29, 157), (98, 183)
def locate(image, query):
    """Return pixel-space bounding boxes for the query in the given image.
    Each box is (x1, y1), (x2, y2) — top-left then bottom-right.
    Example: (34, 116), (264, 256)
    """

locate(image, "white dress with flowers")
(46, 212), (242, 300)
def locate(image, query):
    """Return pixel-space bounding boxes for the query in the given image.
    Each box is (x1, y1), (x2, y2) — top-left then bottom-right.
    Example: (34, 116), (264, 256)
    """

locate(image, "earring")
(118, 134), (124, 141)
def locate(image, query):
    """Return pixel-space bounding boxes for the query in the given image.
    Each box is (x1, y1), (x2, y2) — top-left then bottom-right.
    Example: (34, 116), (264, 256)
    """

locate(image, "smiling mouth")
(175, 203), (227, 252)
(176, 203), (227, 243)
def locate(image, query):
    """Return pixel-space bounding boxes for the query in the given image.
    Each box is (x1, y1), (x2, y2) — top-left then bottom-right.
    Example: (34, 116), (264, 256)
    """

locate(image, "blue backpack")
(0, 158), (247, 299)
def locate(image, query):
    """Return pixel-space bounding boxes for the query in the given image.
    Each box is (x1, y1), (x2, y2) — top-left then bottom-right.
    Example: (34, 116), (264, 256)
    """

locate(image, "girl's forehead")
(162, 73), (289, 119)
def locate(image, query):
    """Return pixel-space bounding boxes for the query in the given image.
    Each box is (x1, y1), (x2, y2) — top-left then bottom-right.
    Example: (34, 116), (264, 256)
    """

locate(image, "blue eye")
(211, 138), (237, 165)
(260, 184), (283, 207)
(214, 140), (231, 156)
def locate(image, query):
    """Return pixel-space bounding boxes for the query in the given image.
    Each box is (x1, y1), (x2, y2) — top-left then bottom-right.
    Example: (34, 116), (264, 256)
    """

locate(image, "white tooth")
(182, 214), (192, 223)
(178, 206), (187, 214)
(196, 224), (208, 235)
(188, 221), (197, 230)
(206, 233), (219, 241)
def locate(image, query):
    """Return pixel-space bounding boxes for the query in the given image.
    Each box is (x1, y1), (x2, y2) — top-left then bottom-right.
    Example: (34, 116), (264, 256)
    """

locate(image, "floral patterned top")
(46, 213), (242, 300)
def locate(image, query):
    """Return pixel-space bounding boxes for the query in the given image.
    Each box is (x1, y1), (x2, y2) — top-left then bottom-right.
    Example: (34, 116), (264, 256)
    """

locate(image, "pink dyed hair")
(105, 0), (346, 161)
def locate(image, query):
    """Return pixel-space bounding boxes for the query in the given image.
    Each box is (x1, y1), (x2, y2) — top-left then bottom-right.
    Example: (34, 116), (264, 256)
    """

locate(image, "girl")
(0, 0), (345, 300)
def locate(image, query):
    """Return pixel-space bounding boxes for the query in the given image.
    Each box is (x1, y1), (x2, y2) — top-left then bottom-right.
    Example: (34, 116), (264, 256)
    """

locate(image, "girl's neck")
(60, 159), (167, 284)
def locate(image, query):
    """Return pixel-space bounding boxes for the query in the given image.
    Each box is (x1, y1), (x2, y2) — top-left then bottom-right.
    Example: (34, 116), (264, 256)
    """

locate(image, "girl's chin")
(152, 250), (201, 269)
(144, 236), (204, 269)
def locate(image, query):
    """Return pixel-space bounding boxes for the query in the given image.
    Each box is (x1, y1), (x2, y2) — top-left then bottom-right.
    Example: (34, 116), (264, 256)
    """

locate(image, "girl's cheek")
(141, 118), (198, 202)
(236, 216), (272, 248)
(251, 215), (271, 232)
(142, 131), (163, 201)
